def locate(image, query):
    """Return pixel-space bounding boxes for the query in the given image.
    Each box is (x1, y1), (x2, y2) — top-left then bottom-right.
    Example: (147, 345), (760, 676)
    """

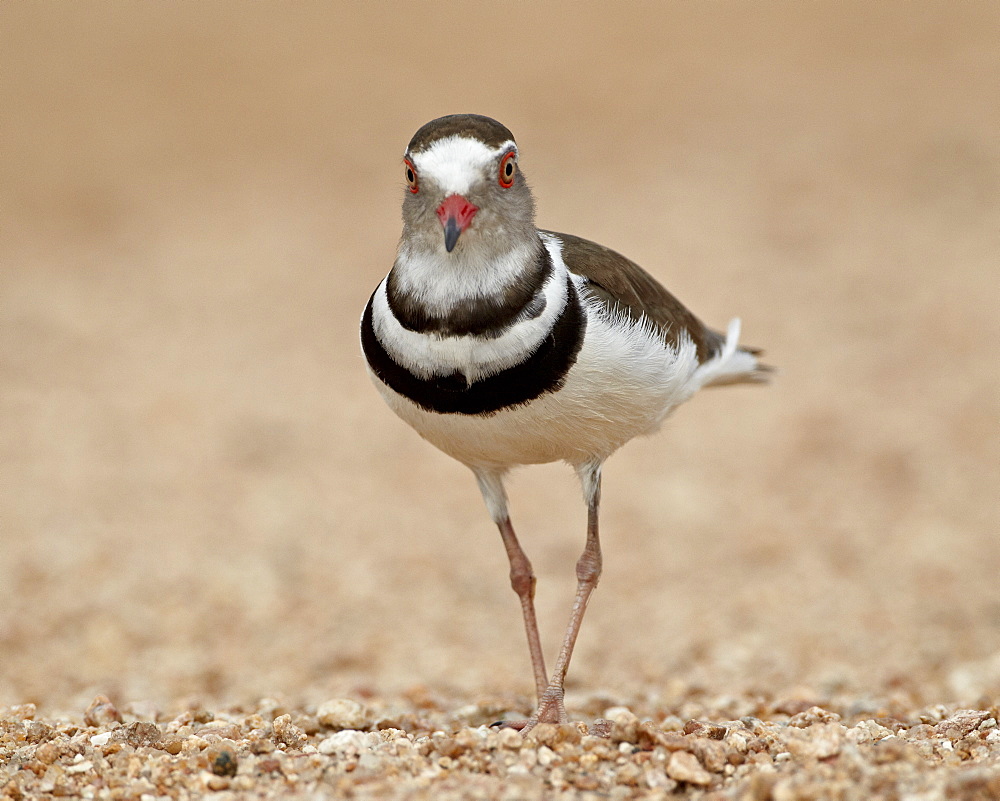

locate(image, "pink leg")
(497, 517), (548, 699)
(524, 466), (603, 730)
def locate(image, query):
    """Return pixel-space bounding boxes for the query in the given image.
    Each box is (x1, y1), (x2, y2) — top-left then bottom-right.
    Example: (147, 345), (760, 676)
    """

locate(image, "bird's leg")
(497, 516), (548, 698)
(525, 463), (603, 730)
(474, 470), (547, 700)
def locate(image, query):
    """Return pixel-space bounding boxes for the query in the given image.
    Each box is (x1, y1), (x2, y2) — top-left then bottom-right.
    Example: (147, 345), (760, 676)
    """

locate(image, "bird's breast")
(361, 270), (585, 415)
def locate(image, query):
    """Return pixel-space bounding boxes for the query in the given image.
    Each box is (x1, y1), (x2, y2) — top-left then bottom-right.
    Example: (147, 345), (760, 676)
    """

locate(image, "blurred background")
(2, 2), (998, 716)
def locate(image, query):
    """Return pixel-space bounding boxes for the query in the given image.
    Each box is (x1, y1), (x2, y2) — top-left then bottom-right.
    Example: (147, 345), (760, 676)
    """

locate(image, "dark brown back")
(544, 230), (725, 363)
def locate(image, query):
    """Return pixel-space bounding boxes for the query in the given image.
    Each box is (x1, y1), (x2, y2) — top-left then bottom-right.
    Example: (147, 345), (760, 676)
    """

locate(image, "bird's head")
(399, 114), (537, 258)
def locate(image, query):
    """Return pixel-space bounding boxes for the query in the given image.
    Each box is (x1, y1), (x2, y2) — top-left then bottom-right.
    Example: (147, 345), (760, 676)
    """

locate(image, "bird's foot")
(515, 685), (569, 734)
(490, 684), (569, 733)
(492, 718), (532, 731)
(492, 706), (612, 739)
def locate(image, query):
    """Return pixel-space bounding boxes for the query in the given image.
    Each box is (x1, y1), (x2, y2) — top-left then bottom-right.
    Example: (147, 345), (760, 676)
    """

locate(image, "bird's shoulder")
(541, 230), (724, 362)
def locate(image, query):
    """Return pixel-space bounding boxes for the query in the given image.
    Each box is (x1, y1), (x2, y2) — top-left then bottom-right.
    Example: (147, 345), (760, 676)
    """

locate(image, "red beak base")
(436, 194), (478, 252)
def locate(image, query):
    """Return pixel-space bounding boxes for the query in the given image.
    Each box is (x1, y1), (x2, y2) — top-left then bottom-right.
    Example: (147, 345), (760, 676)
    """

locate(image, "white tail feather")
(691, 318), (766, 390)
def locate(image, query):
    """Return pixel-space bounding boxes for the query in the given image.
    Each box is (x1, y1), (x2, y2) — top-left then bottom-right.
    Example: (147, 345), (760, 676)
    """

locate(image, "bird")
(360, 114), (769, 731)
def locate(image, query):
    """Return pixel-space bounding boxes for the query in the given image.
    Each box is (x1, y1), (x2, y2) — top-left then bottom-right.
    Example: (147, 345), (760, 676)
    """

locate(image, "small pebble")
(272, 714), (306, 747)
(318, 729), (369, 756)
(666, 751), (713, 786)
(84, 696), (122, 728)
(208, 745), (238, 777)
(496, 727), (522, 749)
(317, 699), (372, 731)
(604, 706), (639, 726)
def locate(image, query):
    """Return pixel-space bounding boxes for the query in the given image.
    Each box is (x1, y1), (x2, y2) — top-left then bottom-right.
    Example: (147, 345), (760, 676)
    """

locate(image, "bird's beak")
(436, 194), (478, 253)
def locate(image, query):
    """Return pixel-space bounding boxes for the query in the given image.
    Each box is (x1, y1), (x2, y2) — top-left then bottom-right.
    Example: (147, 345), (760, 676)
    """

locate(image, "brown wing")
(543, 230), (726, 363)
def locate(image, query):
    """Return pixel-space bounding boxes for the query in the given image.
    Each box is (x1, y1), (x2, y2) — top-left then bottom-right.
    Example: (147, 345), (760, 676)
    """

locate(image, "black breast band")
(361, 278), (585, 416)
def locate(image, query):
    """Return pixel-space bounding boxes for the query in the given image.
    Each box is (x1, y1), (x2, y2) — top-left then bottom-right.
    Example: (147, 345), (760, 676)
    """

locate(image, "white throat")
(393, 239), (539, 315)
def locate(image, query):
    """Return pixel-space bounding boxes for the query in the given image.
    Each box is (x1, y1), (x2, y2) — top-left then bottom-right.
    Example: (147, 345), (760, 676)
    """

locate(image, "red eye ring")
(498, 151), (517, 188)
(404, 158), (419, 193)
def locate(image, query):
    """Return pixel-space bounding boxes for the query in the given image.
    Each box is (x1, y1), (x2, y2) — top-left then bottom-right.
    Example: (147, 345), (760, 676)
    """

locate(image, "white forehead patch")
(410, 136), (515, 195)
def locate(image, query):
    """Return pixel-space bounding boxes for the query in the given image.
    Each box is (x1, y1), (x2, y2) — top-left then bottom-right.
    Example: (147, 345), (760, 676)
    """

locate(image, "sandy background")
(2, 1), (998, 728)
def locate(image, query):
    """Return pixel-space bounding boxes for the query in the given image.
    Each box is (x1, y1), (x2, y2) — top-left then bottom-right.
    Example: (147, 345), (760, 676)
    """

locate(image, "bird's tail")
(695, 318), (774, 389)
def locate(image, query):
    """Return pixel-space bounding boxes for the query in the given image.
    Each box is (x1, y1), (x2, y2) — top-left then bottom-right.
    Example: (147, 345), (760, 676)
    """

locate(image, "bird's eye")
(404, 158), (419, 193)
(498, 152), (517, 188)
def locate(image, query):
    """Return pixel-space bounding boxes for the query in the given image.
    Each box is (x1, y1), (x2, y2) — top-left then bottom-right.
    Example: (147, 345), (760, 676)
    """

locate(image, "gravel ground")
(2, 2), (999, 799)
(4, 695), (1000, 799)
